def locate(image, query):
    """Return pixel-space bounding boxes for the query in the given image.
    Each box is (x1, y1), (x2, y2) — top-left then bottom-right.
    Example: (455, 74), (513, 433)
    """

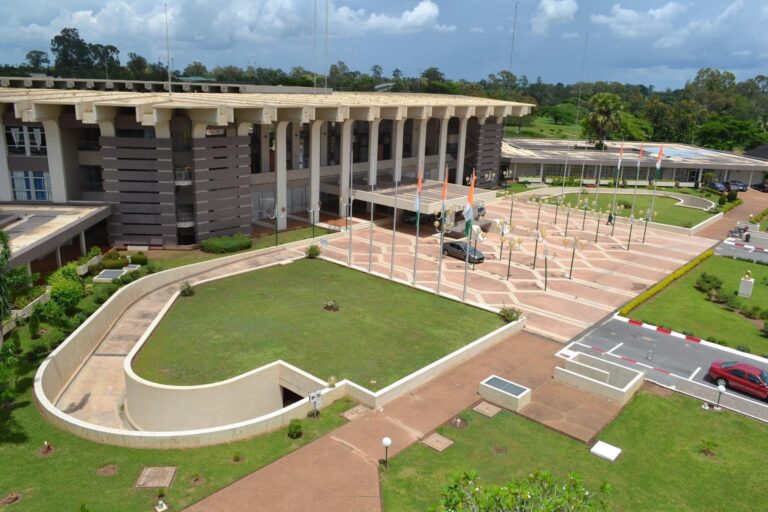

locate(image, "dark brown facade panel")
(101, 137), (165, 149)
(192, 135), (250, 149)
(102, 169), (165, 181)
(8, 156), (49, 172)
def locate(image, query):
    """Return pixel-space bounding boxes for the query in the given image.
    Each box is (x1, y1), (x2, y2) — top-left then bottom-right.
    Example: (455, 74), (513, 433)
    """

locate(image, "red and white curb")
(724, 238), (767, 253)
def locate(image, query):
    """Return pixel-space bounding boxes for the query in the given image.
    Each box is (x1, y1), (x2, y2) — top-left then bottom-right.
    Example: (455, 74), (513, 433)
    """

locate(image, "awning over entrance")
(353, 180), (497, 214)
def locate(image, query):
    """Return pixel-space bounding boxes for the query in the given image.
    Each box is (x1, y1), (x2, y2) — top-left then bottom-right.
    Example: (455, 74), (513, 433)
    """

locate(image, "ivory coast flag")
(617, 140), (624, 173)
(655, 143), (664, 180)
(636, 142), (644, 170)
(463, 170), (476, 237)
(414, 171), (423, 223)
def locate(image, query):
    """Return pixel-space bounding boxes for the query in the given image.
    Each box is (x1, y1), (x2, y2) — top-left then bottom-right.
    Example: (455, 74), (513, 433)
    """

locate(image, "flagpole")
(368, 183), (375, 272)
(577, 143), (588, 230)
(348, 144), (354, 267)
(642, 144), (663, 244)
(389, 178), (399, 279)
(462, 226), (472, 301)
(436, 166), (448, 294)
(627, 142), (644, 251)
(412, 171), (422, 285)
(610, 140), (624, 236)
(461, 171), (476, 302)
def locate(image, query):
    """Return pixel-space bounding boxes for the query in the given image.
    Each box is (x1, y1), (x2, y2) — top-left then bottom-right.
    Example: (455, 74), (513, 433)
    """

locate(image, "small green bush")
(50, 277), (84, 314)
(88, 263), (104, 275)
(743, 306), (763, 320)
(694, 272), (723, 293)
(736, 345), (751, 353)
(287, 419), (303, 439)
(180, 282), (195, 297)
(726, 190), (738, 202)
(499, 306), (522, 323)
(102, 257), (129, 270)
(77, 246), (102, 265)
(721, 294), (740, 311)
(28, 310), (41, 339)
(718, 195), (727, 206)
(200, 233), (252, 254)
(130, 251), (148, 265)
(232, 452), (242, 463)
(305, 244), (321, 259)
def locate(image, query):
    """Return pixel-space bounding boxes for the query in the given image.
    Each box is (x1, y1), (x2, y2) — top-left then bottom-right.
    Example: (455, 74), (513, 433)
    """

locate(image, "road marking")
(620, 355), (637, 363)
(637, 362), (653, 369)
(688, 367), (701, 381)
(607, 342), (624, 355)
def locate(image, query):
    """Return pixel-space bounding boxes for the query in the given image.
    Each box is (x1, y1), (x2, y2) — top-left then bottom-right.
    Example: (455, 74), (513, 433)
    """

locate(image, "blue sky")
(0, 0), (766, 89)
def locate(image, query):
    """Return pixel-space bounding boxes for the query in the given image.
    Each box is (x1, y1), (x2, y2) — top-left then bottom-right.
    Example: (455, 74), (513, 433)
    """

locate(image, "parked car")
(751, 183), (768, 192)
(708, 181), (728, 193)
(402, 211), (437, 225)
(457, 202), (487, 221)
(442, 241), (485, 263)
(728, 180), (748, 192)
(707, 360), (768, 400)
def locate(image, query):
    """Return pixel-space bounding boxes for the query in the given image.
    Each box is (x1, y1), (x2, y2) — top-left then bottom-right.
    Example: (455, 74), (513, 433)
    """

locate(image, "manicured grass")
(560, 192), (714, 228)
(134, 259), (502, 388)
(495, 182), (530, 197)
(504, 116), (581, 140)
(630, 255), (768, 354)
(381, 391), (768, 511)
(0, 330), (354, 512)
(148, 226), (337, 272)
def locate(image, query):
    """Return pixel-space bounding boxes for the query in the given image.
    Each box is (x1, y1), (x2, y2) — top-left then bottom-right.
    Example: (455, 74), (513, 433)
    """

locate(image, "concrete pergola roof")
(502, 138), (768, 171)
(353, 180), (496, 214)
(0, 87), (534, 126)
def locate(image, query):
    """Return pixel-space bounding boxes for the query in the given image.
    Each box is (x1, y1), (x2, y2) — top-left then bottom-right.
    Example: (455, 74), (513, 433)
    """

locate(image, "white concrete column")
(55, 244), (62, 268)
(259, 124), (271, 172)
(320, 123), (329, 166)
(697, 168), (703, 185)
(309, 120), (322, 223)
(79, 231), (87, 256)
(291, 122), (302, 169)
(415, 118), (428, 178)
(339, 120), (353, 217)
(539, 163), (545, 181)
(275, 121), (289, 230)
(41, 120), (68, 202)
(437, 117), (449, 181)
(0, 112), (12, 201)
(368, 119), (380, 186)
(392, 119), (404, 183)
(455, 117), (468, 185)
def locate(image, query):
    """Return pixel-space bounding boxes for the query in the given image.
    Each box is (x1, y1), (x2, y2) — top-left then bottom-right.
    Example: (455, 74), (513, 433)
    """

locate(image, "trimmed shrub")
(200, 233), (252, 254)
(620, 249), (714, 316)
(102, 256), (129, 270)
(77, 246), (102, 265)
(736, 345), (752, 353)
(726, 190), (738, 202)
(305, 244), (321, 259)
(287, 419), (303, 439)
(719, 198), (742, 213)
(180, 282), (195, 297)
(499, 306), (522, 323)
(28, 310), (41, 339)
(743, 306), (763, 320)
(88, 263), (104, 275)
(130, 251), (148, 265)
(50, 276), (84, 313)
(722, 294), (740, 311)
(694, 272), (722, 294)
(717, 195), (727, 206)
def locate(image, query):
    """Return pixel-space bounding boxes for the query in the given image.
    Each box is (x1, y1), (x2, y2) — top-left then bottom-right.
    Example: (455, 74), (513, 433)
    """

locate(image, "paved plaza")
(322, 197), (715, 341)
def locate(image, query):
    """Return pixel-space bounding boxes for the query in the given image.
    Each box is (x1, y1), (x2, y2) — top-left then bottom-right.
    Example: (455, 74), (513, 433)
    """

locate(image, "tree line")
(3, 28), (767, 151)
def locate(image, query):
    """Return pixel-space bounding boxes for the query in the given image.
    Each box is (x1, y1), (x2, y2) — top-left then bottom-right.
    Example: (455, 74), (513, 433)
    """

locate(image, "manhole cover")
(341, 405), (370, 421)
(135, 467), (177, 488)
(422, 433), (454, 452)
(473, 401), (501, 418)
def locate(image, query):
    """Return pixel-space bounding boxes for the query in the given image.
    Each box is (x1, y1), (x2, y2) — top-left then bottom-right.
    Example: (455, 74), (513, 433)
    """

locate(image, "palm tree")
(583, 93), (623, 144)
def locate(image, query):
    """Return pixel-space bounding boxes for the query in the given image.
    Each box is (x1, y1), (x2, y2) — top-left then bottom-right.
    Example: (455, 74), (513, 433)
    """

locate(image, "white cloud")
(591, 2), (686, 39)
(562, 31), (579, 39)
(334, 0), (455, 34)
(531, 0), (578, 34)
(470, 26), (485, 33)
(654, 0), (743, 49)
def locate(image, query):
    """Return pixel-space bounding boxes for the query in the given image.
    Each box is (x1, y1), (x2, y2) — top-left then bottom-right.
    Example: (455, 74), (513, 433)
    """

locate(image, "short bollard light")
(715, 384), (726, 411)
(381, 436), (392, 467)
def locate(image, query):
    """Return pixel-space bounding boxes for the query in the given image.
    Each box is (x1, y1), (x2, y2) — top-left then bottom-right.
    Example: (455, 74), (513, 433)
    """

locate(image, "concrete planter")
(76, 254), (102, 276)
(10, 288), (51, 320)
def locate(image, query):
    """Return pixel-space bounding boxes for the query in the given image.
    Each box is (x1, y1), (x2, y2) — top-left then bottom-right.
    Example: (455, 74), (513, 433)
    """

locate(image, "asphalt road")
(715, 240), (768, 264)
(566, 317), (768, 418)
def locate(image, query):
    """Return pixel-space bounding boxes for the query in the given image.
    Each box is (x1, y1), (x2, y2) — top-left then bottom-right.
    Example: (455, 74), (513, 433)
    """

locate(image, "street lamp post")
(627, 215), (635, 251)
(581, 200), (589, 230)
(267, 206), (285, 247)
(594, 208), (603, 243)
(307, 201), (322, 239)
(563, 204), (572, 237)
(714, 384), (726, 411)
(534, 196), (543, 231)
(506, 236), (522, 280)
(381, 436), (392, 467)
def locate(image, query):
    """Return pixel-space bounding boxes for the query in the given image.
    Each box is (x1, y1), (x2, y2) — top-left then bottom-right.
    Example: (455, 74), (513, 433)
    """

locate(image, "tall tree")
(50, 28), (92, 77)
(370, 64), (383, 80)
(183, 61), (209, 77)
(24, 50), (50, 71)
(0, 229), (11, 337)
(126, 52), (149, 80)
(582, 93), (624, 142)
(89, 44), (120, 79)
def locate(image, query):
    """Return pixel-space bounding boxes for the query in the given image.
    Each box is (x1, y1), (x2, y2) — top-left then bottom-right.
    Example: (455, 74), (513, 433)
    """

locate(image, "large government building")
(0, 77), (532, 248)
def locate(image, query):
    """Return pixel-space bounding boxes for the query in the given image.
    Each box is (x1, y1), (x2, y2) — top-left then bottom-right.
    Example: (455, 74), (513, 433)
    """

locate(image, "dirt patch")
(446, 416), (468, 430)
(700, 449), (716, 457)
(97, 464), (118, 477)
(492, 445), (508, 454)
(191, 475), (206, 486)
(36, 443), (55, 458)
(642, 381), (673, 397)
(0, 493), (21, 506)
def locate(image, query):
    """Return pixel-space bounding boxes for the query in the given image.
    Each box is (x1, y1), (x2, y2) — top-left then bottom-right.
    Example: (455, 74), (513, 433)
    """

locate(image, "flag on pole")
(442, 165), (449, 204)
(463, 170), (476, 237)
(655, 144), (664, 180)
(636, 142), (644, 170)
(414, 170), (423, 224)
(617, 141), (624, 173)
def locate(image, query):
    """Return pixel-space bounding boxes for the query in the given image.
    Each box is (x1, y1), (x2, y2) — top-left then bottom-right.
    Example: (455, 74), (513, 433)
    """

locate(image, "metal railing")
(176, 211), (195, 222)
(174, 168), (192, 181)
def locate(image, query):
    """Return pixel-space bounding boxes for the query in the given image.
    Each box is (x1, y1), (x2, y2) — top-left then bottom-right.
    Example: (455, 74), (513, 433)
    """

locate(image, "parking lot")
(564, 316), (768, 421)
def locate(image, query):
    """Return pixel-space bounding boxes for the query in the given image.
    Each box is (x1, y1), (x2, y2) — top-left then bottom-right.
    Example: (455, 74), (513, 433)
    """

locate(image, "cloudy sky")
(0, 0), (766, 89)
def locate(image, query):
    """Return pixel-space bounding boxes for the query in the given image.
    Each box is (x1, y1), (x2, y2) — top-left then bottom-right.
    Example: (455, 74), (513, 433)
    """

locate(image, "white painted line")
(607, 342), (624, 355)
(637, 362), (653, 369)
(688, 367), (701, 381)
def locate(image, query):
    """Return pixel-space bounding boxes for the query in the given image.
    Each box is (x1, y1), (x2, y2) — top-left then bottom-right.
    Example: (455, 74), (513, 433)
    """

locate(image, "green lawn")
(495, 182), (529, 197)
(147, 226), (337, 272)
(0, 325), (354, 512)
(559, 192), (714, 228)
(504, 116), (581, 140)
(134, 259), (502, 389)
(381, 391), (768, 511)
(631, 255), (768, 354)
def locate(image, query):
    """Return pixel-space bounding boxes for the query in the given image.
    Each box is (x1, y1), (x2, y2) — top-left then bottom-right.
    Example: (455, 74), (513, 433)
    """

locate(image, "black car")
(402, 211), (437, 225)
(728, 180), (748, 192)
(751, 183), (768, 193)
(442, 241), (485, 263)
(708, 181), (728, 193)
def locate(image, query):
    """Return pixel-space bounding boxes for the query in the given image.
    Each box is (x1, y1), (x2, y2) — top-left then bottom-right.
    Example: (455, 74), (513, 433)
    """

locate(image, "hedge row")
(619, 249), (714, 316)
(200, 233), (252, 254)
(752, 206), (768, 225)
(719, 198), (743, 214)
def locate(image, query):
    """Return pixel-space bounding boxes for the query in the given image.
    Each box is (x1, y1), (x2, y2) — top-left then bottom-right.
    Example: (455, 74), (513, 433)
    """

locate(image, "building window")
(11, 171), (52, 201)
(5, 126), (47, 156)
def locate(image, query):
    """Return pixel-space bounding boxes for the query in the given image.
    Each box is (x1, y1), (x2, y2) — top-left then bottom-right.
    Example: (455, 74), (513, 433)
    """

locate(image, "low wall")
(554, 352), (643, 404)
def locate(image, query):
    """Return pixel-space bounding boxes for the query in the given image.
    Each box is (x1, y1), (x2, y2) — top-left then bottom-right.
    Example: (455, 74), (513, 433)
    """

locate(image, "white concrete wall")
(554, 352), (643, 404)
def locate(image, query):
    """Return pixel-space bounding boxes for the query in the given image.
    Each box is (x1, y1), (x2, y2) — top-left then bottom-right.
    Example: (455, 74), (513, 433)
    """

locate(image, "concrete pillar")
(320, 123), (329, 166)
(697, 168), (703, 185)
(339, 120), (353, 217)
(41, 119), (68, 202)
(415, 118), (428, 178)
(291, 122), (302, 169)
(437, 117), (449, 182)
(55, 245), (62, 268)
(309, 120), (322, 223)
(392, 119), (405, 183)
(79, 231), (87, 256)
(455, 117), (468, 185)
(260, 124), (271, 172)
(0, 112), (12, 201)
(539, 163), (545, 181)
(275, 121), (288, 230)
(368, 119), (380, 186)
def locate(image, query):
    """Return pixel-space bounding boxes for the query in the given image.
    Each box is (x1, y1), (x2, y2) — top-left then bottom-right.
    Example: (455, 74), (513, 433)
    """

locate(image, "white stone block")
(590, 440), (622, 462)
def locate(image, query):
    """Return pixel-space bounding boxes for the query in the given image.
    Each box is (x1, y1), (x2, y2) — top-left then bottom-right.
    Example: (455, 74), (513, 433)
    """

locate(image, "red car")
(708, 361), (768, 400)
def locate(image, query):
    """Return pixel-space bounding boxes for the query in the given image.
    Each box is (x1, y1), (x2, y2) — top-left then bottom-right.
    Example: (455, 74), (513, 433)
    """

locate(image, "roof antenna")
(324, 0), (329, 90)
(164, 3), (172, 97)
(505, 0), (519, 98)
(313, 0), (318, 91)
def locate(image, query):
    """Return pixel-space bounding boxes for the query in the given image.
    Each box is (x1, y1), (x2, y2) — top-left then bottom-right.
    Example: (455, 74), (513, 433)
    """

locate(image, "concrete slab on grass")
(590, 441), (622, 462)
(473, 401), (502, 417)
(136, 467), (177, 488)
(422, 432), (454, 452)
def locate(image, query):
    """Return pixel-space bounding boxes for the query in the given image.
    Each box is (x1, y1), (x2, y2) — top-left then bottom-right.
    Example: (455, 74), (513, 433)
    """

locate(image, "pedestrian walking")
(606, 212), (614, 225)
